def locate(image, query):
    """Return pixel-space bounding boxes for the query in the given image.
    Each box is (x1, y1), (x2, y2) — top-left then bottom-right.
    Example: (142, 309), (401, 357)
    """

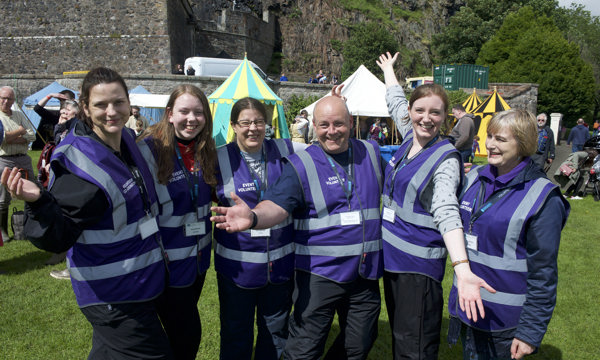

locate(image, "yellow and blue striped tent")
(472, 87), (511, 156)
(208, 57), (289, 146)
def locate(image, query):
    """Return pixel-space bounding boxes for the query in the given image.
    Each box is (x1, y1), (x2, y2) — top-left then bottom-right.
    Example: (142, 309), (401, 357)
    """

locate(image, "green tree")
(477, 6), (596, 126)
(341, 22), (398, 80)
(432, 0), (559, 64)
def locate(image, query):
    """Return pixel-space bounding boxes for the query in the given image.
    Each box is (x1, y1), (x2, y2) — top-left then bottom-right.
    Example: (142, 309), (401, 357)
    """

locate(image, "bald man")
(211, 96), (383, 359)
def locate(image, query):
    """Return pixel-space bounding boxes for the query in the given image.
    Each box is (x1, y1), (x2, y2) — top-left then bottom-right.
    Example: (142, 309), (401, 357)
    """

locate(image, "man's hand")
(210, 193), (253, 233)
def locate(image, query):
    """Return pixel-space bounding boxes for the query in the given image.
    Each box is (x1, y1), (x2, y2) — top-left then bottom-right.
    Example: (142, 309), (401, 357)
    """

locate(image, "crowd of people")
(0, 51), (575, 360)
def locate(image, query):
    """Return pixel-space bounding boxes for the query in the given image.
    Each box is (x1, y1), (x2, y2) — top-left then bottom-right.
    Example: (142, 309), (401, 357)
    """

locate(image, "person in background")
(592, 119), (599, 137)
(1, 68), (173, 359)
(139, 84), (217, 360)
(32, 89), (76, 150)
(186, 65), (196, 76)
(450, 104), (476, 163)
(377, 51), (492, 360)
(174, 64), (184, 75)
(213, 97), (299, 360)
(531, 113), (555, 173)
(125, 105), (149, 131)
(279, 73), (289, 82)
(448, 109), (569, 360)
(0, 86), (36, 242)
(567, 118), (590, 152)
(211, 95), (383, 360)
(469, 135), (480, 163)
(289, 112), (308, 144)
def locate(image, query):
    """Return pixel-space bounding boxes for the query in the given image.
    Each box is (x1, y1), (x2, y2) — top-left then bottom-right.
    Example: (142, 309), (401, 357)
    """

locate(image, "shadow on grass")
(0, 243), (52, 274)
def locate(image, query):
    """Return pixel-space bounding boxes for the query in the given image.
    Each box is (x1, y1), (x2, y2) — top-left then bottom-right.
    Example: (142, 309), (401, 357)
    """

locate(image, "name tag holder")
(383, 207), (395, 223)
(185, 222), (206, 237)
(251, 228), (271, 237)
(340, 211), (361, 226)
(139, 215), (159, 239)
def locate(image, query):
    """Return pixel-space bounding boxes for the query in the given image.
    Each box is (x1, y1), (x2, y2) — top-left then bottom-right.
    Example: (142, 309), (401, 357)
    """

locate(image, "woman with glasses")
(214, 97), (302, 360)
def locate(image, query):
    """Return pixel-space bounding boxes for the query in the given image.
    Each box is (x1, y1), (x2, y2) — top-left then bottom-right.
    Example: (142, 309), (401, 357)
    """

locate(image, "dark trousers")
(283, 271), (381, 360)
(217, 273), (293, 360)
(384, 272), (443, 360)
(156, 273), (206, 360)
(81, 300), (174, 360)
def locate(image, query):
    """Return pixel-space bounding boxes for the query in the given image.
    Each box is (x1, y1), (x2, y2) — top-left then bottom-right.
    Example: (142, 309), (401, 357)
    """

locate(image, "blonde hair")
(487, 109), (538, 157)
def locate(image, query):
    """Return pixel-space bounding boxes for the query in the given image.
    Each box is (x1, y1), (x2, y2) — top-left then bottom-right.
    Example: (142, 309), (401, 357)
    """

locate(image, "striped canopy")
(208, 56), (289, 146)
(462, 88), (482, 113)
(472, 87), (511, 156)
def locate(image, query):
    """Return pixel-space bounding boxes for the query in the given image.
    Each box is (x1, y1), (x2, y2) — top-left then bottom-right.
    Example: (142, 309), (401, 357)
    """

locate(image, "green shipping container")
(433, 64), (489, 91)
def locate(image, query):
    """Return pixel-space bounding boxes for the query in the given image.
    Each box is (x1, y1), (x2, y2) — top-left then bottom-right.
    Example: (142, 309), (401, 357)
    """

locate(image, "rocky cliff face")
(261, 0), (463, 80)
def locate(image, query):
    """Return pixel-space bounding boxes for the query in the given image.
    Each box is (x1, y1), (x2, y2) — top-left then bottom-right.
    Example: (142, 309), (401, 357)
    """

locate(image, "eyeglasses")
(237, 119), (266, 128)
(0, 97), (15, 101)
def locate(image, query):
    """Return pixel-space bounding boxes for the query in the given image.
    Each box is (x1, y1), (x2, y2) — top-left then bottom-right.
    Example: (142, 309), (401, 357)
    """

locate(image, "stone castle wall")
(0, 1), (275, 76)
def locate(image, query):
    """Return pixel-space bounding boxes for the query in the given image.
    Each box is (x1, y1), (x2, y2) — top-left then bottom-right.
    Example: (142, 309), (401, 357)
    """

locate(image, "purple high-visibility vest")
(448, 165), (556, 331)
(138, 138), (212, 288)
(51, 128), (165, 307)
(287, 139), (383, 283)
(382, 132), (460, 282)
(214, 139), (295, 288)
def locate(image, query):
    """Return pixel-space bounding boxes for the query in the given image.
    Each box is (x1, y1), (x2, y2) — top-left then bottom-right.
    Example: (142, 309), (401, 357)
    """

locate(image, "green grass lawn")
(0, 151), (598, 359)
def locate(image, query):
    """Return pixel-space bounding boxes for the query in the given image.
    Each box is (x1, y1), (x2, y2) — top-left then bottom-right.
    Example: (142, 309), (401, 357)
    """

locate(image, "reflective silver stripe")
(272, 138), (291, 157)
(167, 244), (198, 262)
(215, 242), (295, 264)
(217, 145), (236, 207)
(382, 227), (448, 259)
(294, 207), (380, 231)
(461, 166), (483, 197)
(295, 239), (381, 257)
(467, 248), (527, 272)
(358, 140), (382, 193)
(481, 288), (526, 307)
(137, 141), (172, 207)
(53, 145), (127, 231)
(69, 247), (164, 281)
(159, 211), (198, 228)
(382, 195), (436, 229)
(504, 178), (552, 259)
(386, 143), (456, 229)
(240, 216), (293, 234)
(295, 150), (329, 218)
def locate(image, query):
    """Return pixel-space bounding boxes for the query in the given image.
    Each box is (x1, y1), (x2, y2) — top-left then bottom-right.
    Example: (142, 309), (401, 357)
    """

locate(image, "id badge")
(465, 233), (478, 251)
(139, 216), (159, 239)
(251, 229), (271, 237)
(383, 207), (395, 223)
(340, 211), (361, 226)
(185, 222), (206, 236)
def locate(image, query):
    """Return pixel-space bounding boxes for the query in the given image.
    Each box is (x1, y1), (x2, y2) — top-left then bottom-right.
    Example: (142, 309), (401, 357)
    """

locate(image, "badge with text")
(139, 216), (159, 239)
(465, 233), (478, 251)
(340, 211), (361, 226)
(383, 207), (395, 223)
(185, 222), (206, 236)
(251, 229), (271, 237)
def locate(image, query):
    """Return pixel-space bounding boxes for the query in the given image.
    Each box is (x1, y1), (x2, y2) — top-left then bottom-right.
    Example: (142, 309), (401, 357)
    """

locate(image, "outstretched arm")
(210, 193), (289, 233)
(1, 167), (41, 202)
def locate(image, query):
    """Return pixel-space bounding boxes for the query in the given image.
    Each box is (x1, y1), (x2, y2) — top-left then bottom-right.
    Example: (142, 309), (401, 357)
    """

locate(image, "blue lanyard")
(324, 146), (353, 208)
(240, 146), (267, 201)
(385, 135), (439, 202)
(467, 181), (511, 233)
(175, 143), (198, 206)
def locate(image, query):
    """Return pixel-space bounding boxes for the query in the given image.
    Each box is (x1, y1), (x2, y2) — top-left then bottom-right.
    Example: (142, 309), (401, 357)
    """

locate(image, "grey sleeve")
(385, 85), (411, 139)
(421, 156), (463, 234)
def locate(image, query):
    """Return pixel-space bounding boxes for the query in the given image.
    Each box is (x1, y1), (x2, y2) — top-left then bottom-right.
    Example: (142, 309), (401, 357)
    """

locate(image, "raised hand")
(1, 167), (41, 203)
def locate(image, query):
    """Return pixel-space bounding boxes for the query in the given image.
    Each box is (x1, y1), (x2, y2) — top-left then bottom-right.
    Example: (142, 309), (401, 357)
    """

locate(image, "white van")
(184, 57), (272, 82)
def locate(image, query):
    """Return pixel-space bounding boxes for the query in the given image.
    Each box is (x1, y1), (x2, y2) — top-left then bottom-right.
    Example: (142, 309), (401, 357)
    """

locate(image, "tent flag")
(462, 88), (482, 113)
(208, 56), (289, 147)
(471, 87), (511, 156)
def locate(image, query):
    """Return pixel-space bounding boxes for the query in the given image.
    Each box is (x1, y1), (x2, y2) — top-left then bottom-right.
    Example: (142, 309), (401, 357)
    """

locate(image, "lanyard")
(467, 181), (511, 233)
(385, 135), (439, 203)
(175, 143), (198, 206)
(240, 146), (267, 201)
(323, 145), (354, 209)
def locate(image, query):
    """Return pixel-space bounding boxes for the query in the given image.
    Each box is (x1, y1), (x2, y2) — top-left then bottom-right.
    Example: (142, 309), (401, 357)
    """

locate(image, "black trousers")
(156, 273), (206, 360)
(81, 300), (174, 360)
(384, 271), (443, 360)
(283, 271), (381, 360)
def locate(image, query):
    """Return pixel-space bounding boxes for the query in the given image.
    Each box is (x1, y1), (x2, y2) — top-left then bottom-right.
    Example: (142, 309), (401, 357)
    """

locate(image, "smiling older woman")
(447, 109), (570, 360)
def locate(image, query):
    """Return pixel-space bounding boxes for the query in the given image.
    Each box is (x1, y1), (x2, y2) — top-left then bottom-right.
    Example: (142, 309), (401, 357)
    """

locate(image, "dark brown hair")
(230, 97), (267, 124)
(78, 67), (129, 128)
